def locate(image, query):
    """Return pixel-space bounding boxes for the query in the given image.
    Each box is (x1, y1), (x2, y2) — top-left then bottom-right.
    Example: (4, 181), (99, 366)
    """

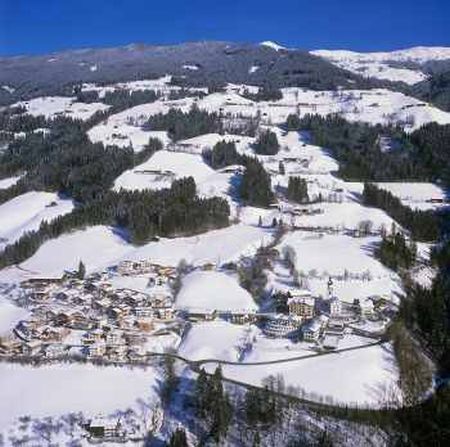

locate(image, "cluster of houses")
(0, 262), (179, 363)
(263, 279), (381, 348)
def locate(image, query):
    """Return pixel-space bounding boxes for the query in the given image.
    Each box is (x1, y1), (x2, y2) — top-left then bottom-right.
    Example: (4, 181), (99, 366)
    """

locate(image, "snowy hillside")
(312, 46), (450, 85)
(0, 192), (74, 251)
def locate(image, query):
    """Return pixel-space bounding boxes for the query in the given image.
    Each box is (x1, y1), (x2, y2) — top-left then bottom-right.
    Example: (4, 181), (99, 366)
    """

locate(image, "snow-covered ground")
(0, 300), (29, 336)
(88, 85), (450, 153)
(87, 98), (194, 151)
(0, 192), (74, 251)
(222, 343), (400, 408)
(19, 225), (130, 278)
(114, 150), (215, 191)
(0, 224), (272, 281)
(128, 224), (272, 267)
(312, 49), (428, 85)
(0, 363), (159, 432)
(312, 46), (450, 85)
(14, 96), (110, 121)
(279, 231), (391, 278)
(179, 321), (254, 362)
(0, 175), (22, 190)
(289, 201), (397, 232)
(375, 182), (448, 211)
(82, 75), (207, 98)
(176, 271), (257, 313)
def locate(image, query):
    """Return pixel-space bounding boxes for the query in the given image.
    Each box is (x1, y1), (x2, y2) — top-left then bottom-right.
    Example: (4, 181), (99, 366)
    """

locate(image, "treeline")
(0, 107), (47, 134)
(242, 85), (283, 102)
(143, 105), (222, 141)
(288, 114), (450, 187)
(0, 177), (230, 268)
(0, 116), (166, 204)
(286, 113), (445, 182)
(362, 183), (441, 242)
(408, 122), (450, 187)
(75, 87), (159, 111)
(0, 117), (134, 203)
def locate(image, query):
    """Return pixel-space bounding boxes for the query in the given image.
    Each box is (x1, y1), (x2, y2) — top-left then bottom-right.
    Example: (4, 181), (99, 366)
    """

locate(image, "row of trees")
(0, 178), (230, 268)
(287, 114), (450, 188)
(241, 85), (283, 102)
(143, 105), (222, 141)
(286, 113), (438, 182)
(362, 183), (441, 242)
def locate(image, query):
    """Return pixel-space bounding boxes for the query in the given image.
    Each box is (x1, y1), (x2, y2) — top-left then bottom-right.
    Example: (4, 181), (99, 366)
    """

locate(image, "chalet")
(87, 417), (125, 440)
(70, 310), (91, 329)
(325, 319), (345, 336)
(155, 305), (175, 320)
(82, 329), (104, 345)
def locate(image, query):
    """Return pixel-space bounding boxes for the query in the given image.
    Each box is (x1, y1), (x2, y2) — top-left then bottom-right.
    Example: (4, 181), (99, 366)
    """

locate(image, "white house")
(302, 318), (322, 341)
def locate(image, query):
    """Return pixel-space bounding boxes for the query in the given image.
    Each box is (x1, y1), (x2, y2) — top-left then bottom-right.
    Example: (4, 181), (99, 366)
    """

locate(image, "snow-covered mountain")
(311, 46), (450, 85)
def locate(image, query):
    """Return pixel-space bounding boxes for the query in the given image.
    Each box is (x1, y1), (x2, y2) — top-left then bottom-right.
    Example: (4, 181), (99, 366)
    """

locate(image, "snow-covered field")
(129, 224), (272, 267)
(176, 271), (257, 313)
(114, 150), (215, 191)
(0, 224), (271, 281)
(279, 231), (392, 278)
(179, 321), (254, 362)
(222, 343), (400, 407)
(14, 96), (110, 121)
(312, 46), (450, 85)
(312, 50), (428, 85)
(375, 182), (448, 211)
(88, 85), (450, 153)
(0, 192), (74, 251)
(0, 175), (21, 190)
(88, 98), (194, 151)
(0, 363), (159, 432)
(289, 201), (397, 232)
(19, 225), (130, 277)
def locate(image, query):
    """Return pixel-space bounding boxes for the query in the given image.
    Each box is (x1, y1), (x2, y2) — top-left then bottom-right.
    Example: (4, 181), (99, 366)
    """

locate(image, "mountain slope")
(0, 41), (377, 105)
